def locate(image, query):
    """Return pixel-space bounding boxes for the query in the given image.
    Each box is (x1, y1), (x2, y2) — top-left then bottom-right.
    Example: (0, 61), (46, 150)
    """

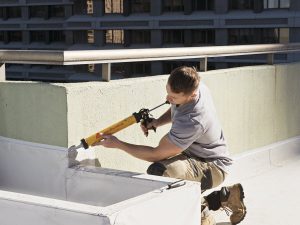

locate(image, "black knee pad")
(205, 191), (221, 211)
(200, 169), (213, 191)
(147, 162), (166, 176)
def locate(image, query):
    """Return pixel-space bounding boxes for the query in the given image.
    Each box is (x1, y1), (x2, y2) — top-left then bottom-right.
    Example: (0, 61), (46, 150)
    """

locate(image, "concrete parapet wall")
(204, 63), (300, 155)
(0, 82), (68, 147)
(1, 62), (300, 172)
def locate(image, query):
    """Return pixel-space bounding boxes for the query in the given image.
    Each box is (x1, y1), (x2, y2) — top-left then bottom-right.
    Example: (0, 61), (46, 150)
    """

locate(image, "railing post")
(102, 63), (111, 81)
(267, 54), (274, 65)
(0, 63), (5, 81)
(199, 58), (207, 72)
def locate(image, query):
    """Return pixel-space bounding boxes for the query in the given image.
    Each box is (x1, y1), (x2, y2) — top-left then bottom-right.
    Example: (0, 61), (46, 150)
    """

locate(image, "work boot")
(201, 206), (216, 225)
(220, 183), (246, 225)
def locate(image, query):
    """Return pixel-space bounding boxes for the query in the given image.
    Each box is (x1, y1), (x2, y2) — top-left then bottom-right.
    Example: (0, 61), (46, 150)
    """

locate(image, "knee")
(147, 162), (166, 176)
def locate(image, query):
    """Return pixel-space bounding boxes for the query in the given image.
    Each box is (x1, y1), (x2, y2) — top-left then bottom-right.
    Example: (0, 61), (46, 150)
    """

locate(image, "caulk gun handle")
(142, 118), (156, 137)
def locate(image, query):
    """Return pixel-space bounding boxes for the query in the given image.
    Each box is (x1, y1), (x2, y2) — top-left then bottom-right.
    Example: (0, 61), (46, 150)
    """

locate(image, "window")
(8, 31), (22, 42)
(193, 0), (214, 11)
(49, 5), (65, 18)
(279, 28), (289, 43)
(228, 28), (289, 45)
(163, 61), (198, 74)
(131, 0), (150, 13)
(111, 62), (151, 78)
(229, 29), (264, 44)
(105, 0), (123, 14)
(192, 29), (215, 45)
(0, 8), (4, 18)
(229, 0), (254, 10)
(163, 0), (184, 12)
(74, 0), (87, 15)
(7, 7), (21, 18)
(264, 0), (279, 8)
(73, 64), (95, 73)
(280, 0), (290, 8)
(49, 31), (65, 42)
(88, 64), (95, 73)
(227, 62), (260, 69)
(87, 30), (94, 44)
(112, 63), (126, 78)
(264, 0), (290, 9)
(31, 31), (46, 42)
(105, 30), (124, 45)
(262, 29), (278, 43)
(163, 30), (184, 44)
(30, 6), (47, 18)
(0, 31), (4, 42)
(254, 29), (288, 43)
(131, 30), (150, 44)
(132, 62), (151, 75)
(75, 65), (90, 73)
(74, 30), (88, 44)
(87, 0), (93, 14)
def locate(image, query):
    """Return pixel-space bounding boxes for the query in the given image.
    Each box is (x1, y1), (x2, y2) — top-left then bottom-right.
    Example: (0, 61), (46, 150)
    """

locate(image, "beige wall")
(0, 82), (68, 147)
(1, 63), (300, 172)
(204, 63), (300, 155)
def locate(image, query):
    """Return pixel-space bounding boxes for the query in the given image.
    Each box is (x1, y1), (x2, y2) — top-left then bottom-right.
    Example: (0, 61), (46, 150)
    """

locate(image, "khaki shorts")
(147, 153), (226, 191)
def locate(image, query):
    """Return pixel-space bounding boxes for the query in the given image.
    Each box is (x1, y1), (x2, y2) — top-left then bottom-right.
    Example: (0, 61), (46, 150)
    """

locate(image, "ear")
(188, 90), (198, 100)
(190, 92), (197, 98)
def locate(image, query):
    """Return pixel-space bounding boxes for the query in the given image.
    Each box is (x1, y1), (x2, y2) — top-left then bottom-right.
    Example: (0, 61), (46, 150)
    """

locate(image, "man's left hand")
(93, 134), (120, 148)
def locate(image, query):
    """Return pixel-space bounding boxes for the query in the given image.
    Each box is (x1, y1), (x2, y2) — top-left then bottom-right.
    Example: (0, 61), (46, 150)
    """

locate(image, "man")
(95, 66), (246, 225)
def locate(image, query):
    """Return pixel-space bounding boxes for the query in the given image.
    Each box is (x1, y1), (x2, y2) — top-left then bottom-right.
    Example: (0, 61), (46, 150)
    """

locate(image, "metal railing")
(1, 43), (300, 81)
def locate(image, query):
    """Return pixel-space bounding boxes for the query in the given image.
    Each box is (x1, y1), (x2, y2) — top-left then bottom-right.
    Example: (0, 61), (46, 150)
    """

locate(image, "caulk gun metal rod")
(149, 101), (170, 112)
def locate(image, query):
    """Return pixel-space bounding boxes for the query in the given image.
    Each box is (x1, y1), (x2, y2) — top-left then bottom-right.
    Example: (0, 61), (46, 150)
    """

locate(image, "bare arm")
(156, 107), (172, 127)
(96, 134), (182, 162)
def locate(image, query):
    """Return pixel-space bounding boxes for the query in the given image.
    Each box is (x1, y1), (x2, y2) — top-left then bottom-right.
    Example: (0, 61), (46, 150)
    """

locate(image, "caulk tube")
(80, 114), (140, 149)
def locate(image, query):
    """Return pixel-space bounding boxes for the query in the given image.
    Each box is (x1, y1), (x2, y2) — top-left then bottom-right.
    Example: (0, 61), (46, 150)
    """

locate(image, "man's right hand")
(140, 118), (159, 137)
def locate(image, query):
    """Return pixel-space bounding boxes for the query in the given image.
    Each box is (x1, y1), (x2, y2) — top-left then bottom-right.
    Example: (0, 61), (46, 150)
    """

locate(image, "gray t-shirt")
(167, 82), (232, 173)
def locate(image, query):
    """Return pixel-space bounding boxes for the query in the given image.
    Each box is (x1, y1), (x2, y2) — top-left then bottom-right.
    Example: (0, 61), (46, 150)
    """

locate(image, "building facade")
(0, 0), (299, 81)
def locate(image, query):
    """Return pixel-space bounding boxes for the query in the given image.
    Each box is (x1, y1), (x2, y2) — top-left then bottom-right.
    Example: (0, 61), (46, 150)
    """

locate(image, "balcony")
(0, 44), (300, 224)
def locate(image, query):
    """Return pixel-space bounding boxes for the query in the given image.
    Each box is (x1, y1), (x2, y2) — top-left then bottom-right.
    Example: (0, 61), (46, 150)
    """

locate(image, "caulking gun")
(68, 101), (169, 152)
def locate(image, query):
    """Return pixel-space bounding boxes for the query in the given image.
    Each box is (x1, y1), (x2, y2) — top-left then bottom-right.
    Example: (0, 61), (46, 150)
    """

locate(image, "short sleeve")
(168, 116), (203, 150)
